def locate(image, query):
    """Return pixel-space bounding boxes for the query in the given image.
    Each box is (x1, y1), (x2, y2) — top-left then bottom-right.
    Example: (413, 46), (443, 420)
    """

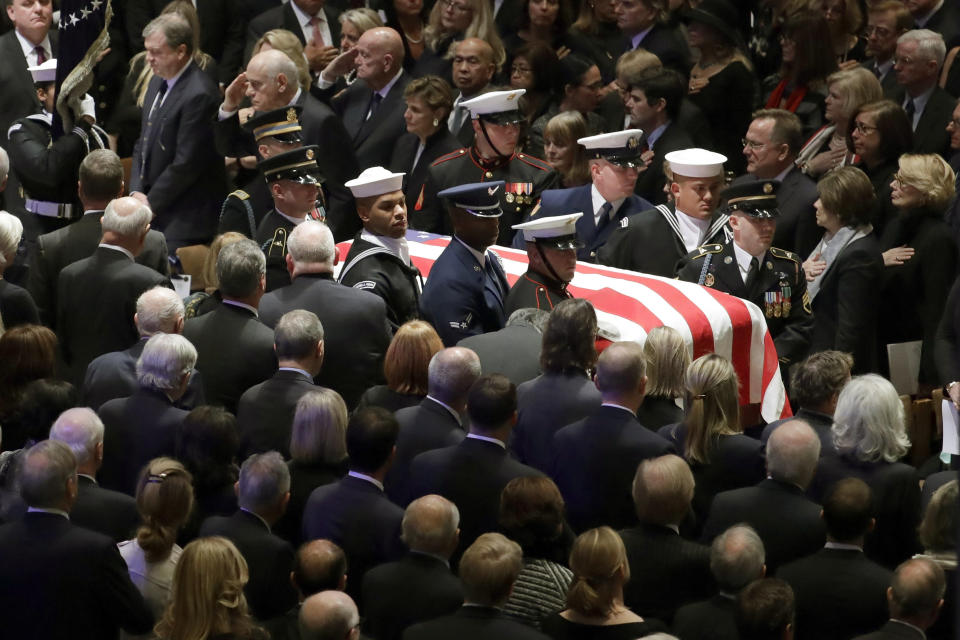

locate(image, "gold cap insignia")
(627, 136), (639, 150)
(763, 182), (774, 194)
(305, 148), (315, 160)
(286, 108), (297, 123)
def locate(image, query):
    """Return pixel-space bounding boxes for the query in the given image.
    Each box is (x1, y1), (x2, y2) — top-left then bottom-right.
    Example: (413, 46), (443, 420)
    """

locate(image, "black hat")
(438, 181), (504, 217)
(259, 146), (324, 185)
(244, 106), (303, 143)
(720, 180), (780, 218)
(682, 0), (743, 48)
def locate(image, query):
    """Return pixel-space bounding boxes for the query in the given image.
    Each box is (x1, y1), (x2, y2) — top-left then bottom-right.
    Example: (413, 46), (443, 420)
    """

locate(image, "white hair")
(0, 211), (23, 269)
(0, 147), (9, 185)
(832, 374), (911, 463)
(136, 287), (185, 336)
(136, 333), (197, 391)
(287, 220), (336, 266)
(898, 29), (946, 67)
(49, 408), (105, 468)
(766, 419), (821, 488)
(102, 198), (153, 238)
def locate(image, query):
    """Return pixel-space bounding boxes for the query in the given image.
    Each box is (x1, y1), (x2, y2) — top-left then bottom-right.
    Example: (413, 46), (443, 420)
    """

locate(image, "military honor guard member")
(219, 106), (303, 239)
(526, 130), (653, 262)
(416, 89), (559, 244)
(255, 145), (326, 292)
(677, 180), (814, 366)
(339, 167), (423, 331)
(506, 213), (582, 313)
(7, 59), (107, 235)
(599, 148), (731, 278)
(420, 181), (510, 346)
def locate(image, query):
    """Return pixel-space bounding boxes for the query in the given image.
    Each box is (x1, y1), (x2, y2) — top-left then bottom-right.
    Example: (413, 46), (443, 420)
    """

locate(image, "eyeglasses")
(864, 25), (892, 37)
(892, 55), (916, 65)
(892, 172), (912, 187)
(511, 65), (532, 75)
(741, 138), (767, 150)
(948, 117), (960, 129)
(441, 0), (472, 12)
(853, 121), (879, 134)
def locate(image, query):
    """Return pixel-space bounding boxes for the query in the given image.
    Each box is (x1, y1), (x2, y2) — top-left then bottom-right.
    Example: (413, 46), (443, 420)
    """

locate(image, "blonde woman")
(119, 458), (194, 639)
(878, 153), (957, 386)
(658, 353), (764, 521)
(542, 111), (591, 187)
(154, 537), (267, 640)
(636, 326), (688, 429)
(814, 374), (920, 568)
(541, 527), (666, 638)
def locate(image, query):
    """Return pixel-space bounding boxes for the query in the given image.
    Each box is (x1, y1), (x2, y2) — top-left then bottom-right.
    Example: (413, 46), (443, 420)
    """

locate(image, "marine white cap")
(512, 212), (583, 243)
(461, 89), (525, 119)
(664, 148), (727, 178)
(345, 166), (405, 198)
(28, 58), (57, 83)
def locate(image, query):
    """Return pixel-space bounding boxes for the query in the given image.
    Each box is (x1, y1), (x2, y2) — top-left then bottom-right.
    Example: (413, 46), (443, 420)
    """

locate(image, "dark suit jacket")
(183, 301), (278, 414)
(302, 475), (405, 606)
(390, 128), (462, 215)
(860, 59), (900, 99)
(0, 30), (52, 151)
(625, 22), (692, 75)
(56, 246), (170, 384)
(236, 369), (317, 458)
(405, 437), (543, 554)
(635, 395), (683, 431)
(259, 272), (391, 409)
(420, 239), (509, 346)
(810, 456), (921, 568)
(457, 323), (542, 386)
(403, 605), (550, 640)
(28, 210), (169, 327)
(911, 87), (957, 158)
(98, 387), (190, 495)
(363, 552), (465, 640)
(672, 594), (739, 640)
(0, 512), (154, 640)
(245, 2), (341, 62)
(513, 370), (602, 473)
(659, 423), (766, 524)
(385, 397), (466, 503)
(551, 405), (676, 532)
(129, 62), (226, 244)
(534, 184), (653, 261)
(0, 279), (38, 328)
(635, 121), (695, 205)
(701, 478), (827, 572)
(778, 547), (893, 640)
(81, 337), (206, 411)
(733, 167), (819, 257)
(809, 232), (884, 373)
(199, 509), (297, 621)
(619, 522), (715, 623)
(761, 407), (836, 457)
(326, 70), (412, 170)
(852, 620), (928, 640)
(71, 475), (140, 542)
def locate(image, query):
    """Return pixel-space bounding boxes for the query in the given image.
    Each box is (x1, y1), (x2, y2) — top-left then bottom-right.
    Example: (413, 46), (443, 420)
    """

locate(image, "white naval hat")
(461, 89), (526, 123)
(578, 129), (645, 166)
(28, 58), (57, 83)
(664, 148), (727, 178)
(512, 212), (584, 249)
(345, 166), (405, 198)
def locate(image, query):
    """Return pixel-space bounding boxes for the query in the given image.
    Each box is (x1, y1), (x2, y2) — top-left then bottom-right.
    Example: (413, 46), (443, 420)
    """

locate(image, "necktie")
(366, 92), (382, 120)
(904, 98), (916, 125)
(309, 16), (325, 46)
(597, 201), (613, 229)
(872, 64), (882, 78)
(149, 80), (169, 119)
(745, 256), (759, 294)
(485, 255), (504, 303)
(451, 105), (465, 133)
(34, 45), (47, 65)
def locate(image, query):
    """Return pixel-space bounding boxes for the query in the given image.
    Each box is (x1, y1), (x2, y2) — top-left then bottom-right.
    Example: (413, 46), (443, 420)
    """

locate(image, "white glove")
(77, 93), (96, 121)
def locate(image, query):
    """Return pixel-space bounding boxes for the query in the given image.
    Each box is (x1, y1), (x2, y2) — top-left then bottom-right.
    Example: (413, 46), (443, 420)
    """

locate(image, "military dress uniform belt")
(25, 198), (78, 220)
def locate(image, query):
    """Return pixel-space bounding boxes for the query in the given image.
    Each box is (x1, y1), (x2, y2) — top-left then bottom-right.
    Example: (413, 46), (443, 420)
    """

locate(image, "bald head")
(294, 539), (348, 596)
(766, 420), (820, 490)
(245, 49), (299, 108)
(402, 494), (460, 557)
(453, 38), (497, 95)
(49, 408), (104, 471)
(427, 347), (481, 407)
(355, 27), (404, 89)
(299, 591), (360, 640)
(888, 557), (946, 628)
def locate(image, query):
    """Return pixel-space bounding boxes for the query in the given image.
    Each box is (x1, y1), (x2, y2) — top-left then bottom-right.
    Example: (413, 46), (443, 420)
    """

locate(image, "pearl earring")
(433, 118), (439, 127)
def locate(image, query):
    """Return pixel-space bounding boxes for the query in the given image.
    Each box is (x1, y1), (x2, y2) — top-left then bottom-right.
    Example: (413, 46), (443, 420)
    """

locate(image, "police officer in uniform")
(7, 59), (108, 236)
(255, 145), (326, 292)
(219, 106), (302, 239)
(506, 213), (583, 313)
(339, 166), (423, 331)
(420, 181), (510, 346)
(677, 180), (814, 366)
(416, 89), (559, 244)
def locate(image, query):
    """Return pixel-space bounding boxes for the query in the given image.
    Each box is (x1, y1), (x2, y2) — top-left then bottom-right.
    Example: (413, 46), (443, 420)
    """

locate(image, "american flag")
(52, 0), (112, 137)
(337, 231), (791, 423)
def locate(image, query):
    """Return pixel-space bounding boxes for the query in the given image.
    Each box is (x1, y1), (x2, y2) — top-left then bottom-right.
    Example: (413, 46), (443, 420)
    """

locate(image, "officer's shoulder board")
(692, 243), (723, 259)
(431, 148), (468, 167)
(515, 153), (553, 172)
(769, 247), (801, 263)
(228, 189), (250, 200)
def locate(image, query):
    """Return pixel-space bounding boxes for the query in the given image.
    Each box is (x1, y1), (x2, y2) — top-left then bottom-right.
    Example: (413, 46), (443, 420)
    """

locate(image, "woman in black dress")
(636, 325), (688, 430)
(357, 320), (444, 412)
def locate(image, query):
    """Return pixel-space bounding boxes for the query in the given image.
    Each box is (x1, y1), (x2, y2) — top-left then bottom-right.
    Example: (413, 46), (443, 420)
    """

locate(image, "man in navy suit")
(894, 30), (957, 159)
(530, 129), (653, 261)
(421, 181), (510, 346)
(551, 341), (675, 532)
(130, 13), (226, 248)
